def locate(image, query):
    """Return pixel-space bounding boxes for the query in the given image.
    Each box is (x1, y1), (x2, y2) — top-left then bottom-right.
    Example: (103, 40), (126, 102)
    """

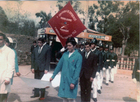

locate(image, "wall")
(5, 34), (37, 65)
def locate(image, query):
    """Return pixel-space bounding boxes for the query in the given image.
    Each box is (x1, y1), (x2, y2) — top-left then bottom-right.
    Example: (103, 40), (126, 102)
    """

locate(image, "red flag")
(48, 1), (86, 46)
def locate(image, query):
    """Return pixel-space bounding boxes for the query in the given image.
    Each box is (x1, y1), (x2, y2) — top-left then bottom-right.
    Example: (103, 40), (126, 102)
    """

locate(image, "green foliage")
(35, 11), (52, 28)
(88, 1), (139, 55)
(0, 6), (9, 32)
(56, 0), (84, 15)
(0, 6), (36, 36)
(117, 1), (139, 55)
(19, 20), (36, 36)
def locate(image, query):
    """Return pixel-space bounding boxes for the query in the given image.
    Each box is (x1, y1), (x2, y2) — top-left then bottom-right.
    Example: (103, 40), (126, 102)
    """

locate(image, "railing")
(117, 56), (138, 70)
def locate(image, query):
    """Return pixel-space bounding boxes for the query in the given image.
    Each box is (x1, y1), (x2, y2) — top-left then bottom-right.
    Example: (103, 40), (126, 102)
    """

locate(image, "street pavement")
(7, 65), (137, 102)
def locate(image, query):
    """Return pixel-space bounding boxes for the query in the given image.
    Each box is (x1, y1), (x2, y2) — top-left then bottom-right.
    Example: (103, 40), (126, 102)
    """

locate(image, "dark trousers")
(34, 70), (45, 98)
(0, 94), (8, 102)
(80, 74), (92, 102)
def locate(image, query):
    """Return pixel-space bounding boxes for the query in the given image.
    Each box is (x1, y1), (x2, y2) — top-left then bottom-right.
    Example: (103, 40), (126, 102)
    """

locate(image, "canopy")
(45, 27), (112, 42)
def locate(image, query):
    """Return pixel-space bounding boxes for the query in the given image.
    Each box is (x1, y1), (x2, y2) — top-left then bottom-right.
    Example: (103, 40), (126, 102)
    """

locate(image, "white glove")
(109, 66), (111, 69)
(132, 78), (137, 84)
(103, 67), (106, 71)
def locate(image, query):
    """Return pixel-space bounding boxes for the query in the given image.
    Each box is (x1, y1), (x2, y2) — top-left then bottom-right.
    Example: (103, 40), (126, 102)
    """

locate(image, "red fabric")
(48, 1), (86, 46)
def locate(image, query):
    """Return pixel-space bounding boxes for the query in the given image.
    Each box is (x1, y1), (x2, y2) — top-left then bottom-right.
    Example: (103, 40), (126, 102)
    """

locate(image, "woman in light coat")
(50, 37), (82, 102)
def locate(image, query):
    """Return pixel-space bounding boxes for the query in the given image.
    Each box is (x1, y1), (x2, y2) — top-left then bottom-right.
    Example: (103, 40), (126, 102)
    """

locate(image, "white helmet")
(7, 37), (13, 43)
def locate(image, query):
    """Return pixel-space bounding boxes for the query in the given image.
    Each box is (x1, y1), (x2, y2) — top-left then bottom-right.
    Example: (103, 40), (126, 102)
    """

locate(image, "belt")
(112, 59), (115, 62)
(106, 60), (110, 62)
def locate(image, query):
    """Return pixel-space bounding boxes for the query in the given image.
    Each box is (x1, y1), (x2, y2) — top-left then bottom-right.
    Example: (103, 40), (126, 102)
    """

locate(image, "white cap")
(60, 47), (66, 52)
(74, 37), (78, 44)
(7, 37), (13, 43)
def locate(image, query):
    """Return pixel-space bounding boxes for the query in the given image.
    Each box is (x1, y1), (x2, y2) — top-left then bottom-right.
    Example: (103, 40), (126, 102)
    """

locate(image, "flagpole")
(84, 0), (89, 42)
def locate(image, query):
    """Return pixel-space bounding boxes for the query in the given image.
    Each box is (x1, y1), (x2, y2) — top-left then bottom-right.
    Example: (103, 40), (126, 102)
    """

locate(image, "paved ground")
(7, 65), (137, 102)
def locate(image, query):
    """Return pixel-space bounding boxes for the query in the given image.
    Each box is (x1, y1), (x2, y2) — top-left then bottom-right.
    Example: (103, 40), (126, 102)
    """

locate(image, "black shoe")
(93, 98), (97, 102)
(97, 90), (101, 94)
(31, 95), (39, 98)
(91, 88), (93, 90)
(106, 83), (109, 85)
(111, 81), (114, 83)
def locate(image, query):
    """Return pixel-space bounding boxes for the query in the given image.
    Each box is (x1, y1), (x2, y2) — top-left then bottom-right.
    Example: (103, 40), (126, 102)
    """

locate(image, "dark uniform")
(78, 42), (85, 55)
(109, 46), (117, 83)
(132, 58), (140, 82)
(132, 58), (140, 102)
(90, 38), (102, 102)
(103, 44), (110, 85)
(98, 43), (105, 89)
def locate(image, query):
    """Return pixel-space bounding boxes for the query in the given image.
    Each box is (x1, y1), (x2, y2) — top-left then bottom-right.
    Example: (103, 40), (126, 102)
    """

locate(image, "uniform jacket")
(132, 58), (140, 82)
(80, 51), (98, 79)
(104, 51), (110, 69)
(31, 44), (51, 71)
(100, 50), (105, 70)
(78, 48), (85, 55)
(110, 52), (118, 68)
(91, 48), (103, 72)
(0, 45), (15, 93)
(51, 50), (82, 99)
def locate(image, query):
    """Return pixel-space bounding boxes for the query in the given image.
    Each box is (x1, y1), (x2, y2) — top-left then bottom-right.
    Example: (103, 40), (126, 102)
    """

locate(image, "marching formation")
(78, 38), (118, 102)
(30, 36), (118, 102)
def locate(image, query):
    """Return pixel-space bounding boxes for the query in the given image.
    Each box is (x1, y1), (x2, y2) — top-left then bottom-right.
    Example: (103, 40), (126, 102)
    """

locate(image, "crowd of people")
(30, 36), (118, 102)
(0, 31), (139, 102)
(77, 38), (118, 102)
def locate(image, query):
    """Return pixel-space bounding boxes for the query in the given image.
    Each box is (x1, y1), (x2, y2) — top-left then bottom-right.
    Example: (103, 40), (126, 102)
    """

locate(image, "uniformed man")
(90, 38), (102, 102)
(103, 44), (110, 85)
(78, 41), (85, 55)
(132, 56), (140, 102)
(98, 42), (105, 90)
(109, 45), (117, 83)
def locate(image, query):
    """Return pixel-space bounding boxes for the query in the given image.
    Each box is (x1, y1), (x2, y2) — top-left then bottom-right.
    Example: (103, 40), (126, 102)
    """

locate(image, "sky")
(0, 1), (130, 26)
(0, 1), (89, 22)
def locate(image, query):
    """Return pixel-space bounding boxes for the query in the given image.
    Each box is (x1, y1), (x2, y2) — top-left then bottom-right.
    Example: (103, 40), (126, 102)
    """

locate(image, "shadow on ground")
(123, 97), (137, 102)
(8, 93), (22, 102)
(29, 96), (63, 102)
(29, 96), (81, 102)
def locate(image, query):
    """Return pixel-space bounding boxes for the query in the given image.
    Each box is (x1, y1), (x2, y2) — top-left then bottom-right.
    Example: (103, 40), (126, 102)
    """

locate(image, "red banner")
(48, 1), (86, 46)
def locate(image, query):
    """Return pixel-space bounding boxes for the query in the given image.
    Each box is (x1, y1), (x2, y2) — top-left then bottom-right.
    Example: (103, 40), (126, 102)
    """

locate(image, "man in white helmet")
(5, 37), (21, 78)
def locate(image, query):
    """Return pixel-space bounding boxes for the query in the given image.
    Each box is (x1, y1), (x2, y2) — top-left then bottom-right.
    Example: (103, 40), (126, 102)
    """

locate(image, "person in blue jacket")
(50, 37), (82, 102)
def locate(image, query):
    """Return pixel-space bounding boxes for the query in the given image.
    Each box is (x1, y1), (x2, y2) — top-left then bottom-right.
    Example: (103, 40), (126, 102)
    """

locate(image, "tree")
(0, 6), (9, 32)
(88, 1), (139, 56)
(2, 1), (36, 36)
(56, 0), (85, 23)
(88, 5), (96, 30)
(19, 20), (36, 36)
(89, 1), (124, 33)
(56, 0), (84, 14)
(35, 11), (52, 28)
(117, 1), (139, 56)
